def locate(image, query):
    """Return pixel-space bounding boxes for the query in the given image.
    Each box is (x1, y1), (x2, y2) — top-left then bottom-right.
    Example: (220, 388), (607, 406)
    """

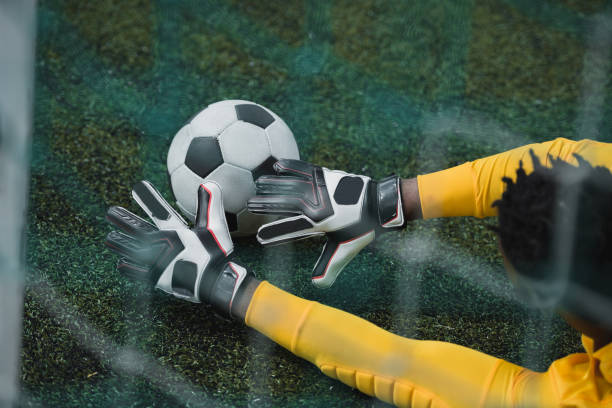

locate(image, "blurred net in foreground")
(0, 1), (36, 407)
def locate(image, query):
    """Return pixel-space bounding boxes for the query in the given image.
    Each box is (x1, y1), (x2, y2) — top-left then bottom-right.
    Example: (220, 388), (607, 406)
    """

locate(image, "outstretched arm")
(104, 180), (558, 407)
(243, 281), (557, 408)
(416, 138), (612, 219)
(247, 138), (612, 288)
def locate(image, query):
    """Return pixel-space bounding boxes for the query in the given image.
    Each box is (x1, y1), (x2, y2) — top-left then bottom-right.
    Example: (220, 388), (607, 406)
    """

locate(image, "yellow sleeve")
(245, 281), (560, 407)
(416, 138), (612, 219)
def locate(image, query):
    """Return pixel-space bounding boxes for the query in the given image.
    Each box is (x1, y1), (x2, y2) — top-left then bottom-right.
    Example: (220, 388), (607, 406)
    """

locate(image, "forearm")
(243, 281), (540, 407)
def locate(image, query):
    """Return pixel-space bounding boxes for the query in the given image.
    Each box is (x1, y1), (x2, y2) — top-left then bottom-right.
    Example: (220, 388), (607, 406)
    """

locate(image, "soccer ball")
(167, 100), (300, 237)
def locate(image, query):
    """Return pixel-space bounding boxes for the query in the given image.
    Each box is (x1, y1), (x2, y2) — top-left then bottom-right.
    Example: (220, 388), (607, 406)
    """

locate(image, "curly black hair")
(493, 150), (612, 320)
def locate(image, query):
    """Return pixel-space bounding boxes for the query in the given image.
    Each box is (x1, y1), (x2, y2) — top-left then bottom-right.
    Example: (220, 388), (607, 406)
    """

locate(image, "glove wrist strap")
(202, 262), (252, 319)
(376, 175), (405, 229)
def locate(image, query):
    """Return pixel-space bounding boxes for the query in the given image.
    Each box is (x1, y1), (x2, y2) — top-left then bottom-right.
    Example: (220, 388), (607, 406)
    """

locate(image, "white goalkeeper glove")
(105, 180), (252, 318)
(247, 159), (405, 288)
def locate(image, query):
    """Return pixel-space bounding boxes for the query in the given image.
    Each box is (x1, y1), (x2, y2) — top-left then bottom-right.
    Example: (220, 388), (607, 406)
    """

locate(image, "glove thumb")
(311, 230), (375, 289)
(195, 182), (234, 256)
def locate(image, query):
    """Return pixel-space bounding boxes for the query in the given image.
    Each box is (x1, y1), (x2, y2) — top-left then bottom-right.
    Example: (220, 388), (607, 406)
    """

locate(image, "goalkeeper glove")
(247, 159), (404, 288)
(105, 180), (253, 318)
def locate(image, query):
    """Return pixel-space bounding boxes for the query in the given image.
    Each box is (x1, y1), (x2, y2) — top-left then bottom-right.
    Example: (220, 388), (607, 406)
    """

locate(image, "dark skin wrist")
(400, 177), (423, 221)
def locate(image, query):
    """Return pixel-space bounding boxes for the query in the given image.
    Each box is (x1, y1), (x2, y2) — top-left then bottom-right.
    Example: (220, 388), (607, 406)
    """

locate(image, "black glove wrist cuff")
(376, 175), (404, 228)
(204, 263), (251, 319)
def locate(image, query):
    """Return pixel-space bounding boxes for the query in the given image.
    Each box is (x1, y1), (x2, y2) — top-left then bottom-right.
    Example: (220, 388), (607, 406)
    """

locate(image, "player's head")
(493, 150), (612, 330)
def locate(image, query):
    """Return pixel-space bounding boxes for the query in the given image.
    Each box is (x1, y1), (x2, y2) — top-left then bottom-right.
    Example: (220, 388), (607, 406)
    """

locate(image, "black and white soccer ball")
(167, 100), (300, 237)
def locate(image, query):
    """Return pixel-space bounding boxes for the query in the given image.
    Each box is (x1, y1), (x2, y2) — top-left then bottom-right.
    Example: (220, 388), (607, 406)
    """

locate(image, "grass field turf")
(23, 0), (612, 406)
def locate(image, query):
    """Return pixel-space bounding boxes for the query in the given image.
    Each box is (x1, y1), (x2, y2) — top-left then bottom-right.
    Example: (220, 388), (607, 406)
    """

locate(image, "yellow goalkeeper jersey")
(246, 138), (612, 407)
(417, 138), (612, 219)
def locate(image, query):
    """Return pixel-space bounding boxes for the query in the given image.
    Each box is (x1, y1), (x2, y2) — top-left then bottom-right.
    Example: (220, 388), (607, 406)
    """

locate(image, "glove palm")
(248, 159), (404, 288)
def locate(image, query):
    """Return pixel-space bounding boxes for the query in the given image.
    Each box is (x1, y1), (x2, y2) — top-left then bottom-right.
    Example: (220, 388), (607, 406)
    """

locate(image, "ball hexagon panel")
(266, 118), (300, 160)
(257, 103), (282, 123)
(252, 156), (278, 182)
(184, 136), (224, 179)
(167, 124), (191, 174)
(169, 164), (202, 221)
(225, 211), (238, 233)
(190, 100), (242, 137)
(218, 121), (271, 171)
(235, 103), (275, 129)
(205, 163), (255, 214)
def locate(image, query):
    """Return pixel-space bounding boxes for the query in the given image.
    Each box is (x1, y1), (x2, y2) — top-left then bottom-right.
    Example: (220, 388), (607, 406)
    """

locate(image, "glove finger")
(311, 230), (376, 289)
(255, 175), (308, 196)
(132, 180), (187, 230)
(117, 257), (153, 281)
(273, 159), (314, 178)
(105, 230), (159, 265)
(194, 182), (233, 256)
(194, 184), (211, 229)
(106, 206), (158, 238)
(256, 215), (322, 245)
(247, 195), (313, 216)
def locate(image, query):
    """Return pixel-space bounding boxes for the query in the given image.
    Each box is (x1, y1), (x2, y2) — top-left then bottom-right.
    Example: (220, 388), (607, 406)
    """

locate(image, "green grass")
(23, 0), (611, 406)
